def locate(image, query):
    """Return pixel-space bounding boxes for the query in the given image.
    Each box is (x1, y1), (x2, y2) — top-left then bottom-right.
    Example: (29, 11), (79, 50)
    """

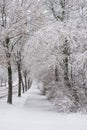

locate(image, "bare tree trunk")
(28, 79), (32, 89)
(63, 40), (79, 110)
(60, 0), (66, 21)
(24, 74), (27, 91)
(6, 37), (13, 104)
(21, 77), (25, 93)
(7, 63), (12, 104)
(55, 65), (59, 82)
(18, 63), (22, 97)
(28, 79), (30, 89)
(71, 65), (74, 87)
(63, 58), (71, 88)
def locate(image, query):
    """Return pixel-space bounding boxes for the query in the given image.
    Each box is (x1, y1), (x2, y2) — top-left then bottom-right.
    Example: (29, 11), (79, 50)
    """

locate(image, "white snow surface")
(0, 82), (87, 130)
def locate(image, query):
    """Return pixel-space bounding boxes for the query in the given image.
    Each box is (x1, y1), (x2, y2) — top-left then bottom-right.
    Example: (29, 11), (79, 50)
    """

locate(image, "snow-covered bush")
(25, 20), (87, 112)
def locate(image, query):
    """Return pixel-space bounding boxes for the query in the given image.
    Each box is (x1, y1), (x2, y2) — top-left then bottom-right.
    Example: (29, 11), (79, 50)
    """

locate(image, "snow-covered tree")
(0, 0), (28, 104)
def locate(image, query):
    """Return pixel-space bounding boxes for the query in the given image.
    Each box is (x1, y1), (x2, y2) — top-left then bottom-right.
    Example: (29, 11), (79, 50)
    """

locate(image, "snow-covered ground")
(0, 82), (87, 130)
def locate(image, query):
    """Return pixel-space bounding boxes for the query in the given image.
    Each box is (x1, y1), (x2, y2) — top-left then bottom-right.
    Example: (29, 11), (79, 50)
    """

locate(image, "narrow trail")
(24, 83), (57, 112)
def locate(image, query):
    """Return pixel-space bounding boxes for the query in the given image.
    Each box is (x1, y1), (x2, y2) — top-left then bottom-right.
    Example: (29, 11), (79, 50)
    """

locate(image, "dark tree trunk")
(63, 39), (79, 110)
(6, 37), (13, 104)
(55, 65), (59, 82)
(28, 79), (29, 89)
(24, 74), (27, 91)
(60, 0), (66, 21)
(71, 65), (74, 87)
(63, 57), (71, 88)
(28, 79), (31, 89)
(18, 63), (22, 97)
(7, 63), (12, 104)
(21, 77), (25, 93)
(5, 37), (13, 104)
(63, 39), (71, 89)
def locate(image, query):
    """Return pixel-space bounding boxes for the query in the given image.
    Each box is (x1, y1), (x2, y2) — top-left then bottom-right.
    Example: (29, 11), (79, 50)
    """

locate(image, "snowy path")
(24, 84), (57, 112)
(0, 83), (87, 130)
